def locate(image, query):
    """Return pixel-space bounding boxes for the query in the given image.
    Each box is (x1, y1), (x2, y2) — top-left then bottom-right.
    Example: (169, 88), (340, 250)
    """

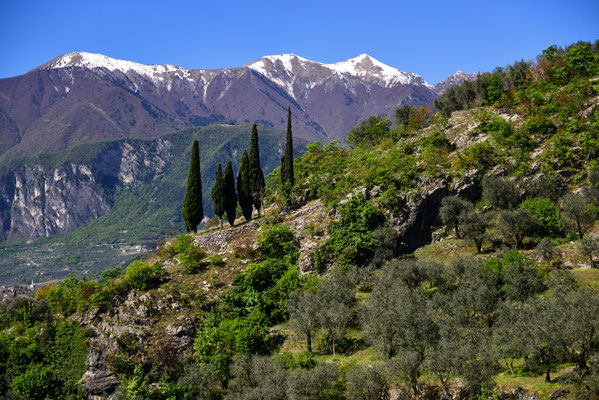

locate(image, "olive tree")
(577, 236), (599, 268)
(483, 175), (521, 210)
(561, 193), (595, 239)
(460, 210), (488, 253)
(498, 209), (540, 249)
(287, 290), (320, 352)
(439, 196), (473, 238)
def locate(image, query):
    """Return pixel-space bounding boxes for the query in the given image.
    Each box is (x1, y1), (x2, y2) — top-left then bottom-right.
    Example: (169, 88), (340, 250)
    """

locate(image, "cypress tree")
(211, 163), (225, 229)
(280, 107), (294, 198)
(237, 149), (253, 221)
(223, 160), (237, 227)
(182, 140), (203, 233)
(248, 124), (265, 215)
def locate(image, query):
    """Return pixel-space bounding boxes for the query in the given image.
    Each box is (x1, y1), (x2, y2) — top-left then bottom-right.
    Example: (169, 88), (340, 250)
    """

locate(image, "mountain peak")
(432, 70), (477, 95)
(246, 53), (313, 74)
(327, 54), (430, 87)
(39, 52), (190, 82)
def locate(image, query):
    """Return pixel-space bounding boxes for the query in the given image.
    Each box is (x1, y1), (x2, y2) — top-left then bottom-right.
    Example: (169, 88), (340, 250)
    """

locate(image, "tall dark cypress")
(248, 124), (265, 215)
(280, 107), (294, 196)
(211, 163), (225, 229)
(223, 161), (237, 227)
(182, 140), (203, 233)
(237, 149), (253, 221)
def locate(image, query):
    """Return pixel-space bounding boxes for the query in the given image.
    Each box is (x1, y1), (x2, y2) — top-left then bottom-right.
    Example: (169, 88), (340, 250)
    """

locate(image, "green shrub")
(12, 363), (59, 400)
(328, 197), (386, 267)
(456, 141), (497, 172)
(487, 75), (504, 104)
(171, 234), (194, 255)
(346, 115), (393, 147)
(181, 246), (208, 274)
(257, 225), (298, 260)
(477, 116), (535, 150)
(101, 267), (122, 284)
(194, 310), (269, 371)
(520, 117), (556, 139)
(238, 259), (292, 295)
(209, 254), (226, 267)
(125, 260), (167, 290)
(49, 321), (88, 392)
(520, 197), (562, 237)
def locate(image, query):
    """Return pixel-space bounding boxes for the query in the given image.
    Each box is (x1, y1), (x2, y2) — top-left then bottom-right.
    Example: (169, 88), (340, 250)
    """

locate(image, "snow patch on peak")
(247, 54), (310, 75)
(325, 54), (431, 88)
(246, 54), (314, 99)
(44, 52), (192, 85)
(247, 53), (431, 89)
(432, 71), (477, 95)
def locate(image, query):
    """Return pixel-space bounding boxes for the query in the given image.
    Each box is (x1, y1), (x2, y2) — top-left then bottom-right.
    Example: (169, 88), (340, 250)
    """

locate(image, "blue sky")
(1, 0), (597, 83)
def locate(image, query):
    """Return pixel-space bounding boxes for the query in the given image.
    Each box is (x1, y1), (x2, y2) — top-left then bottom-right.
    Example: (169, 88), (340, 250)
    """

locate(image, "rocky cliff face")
(76, 288), (198, 399)
(0, 138), (173, 242)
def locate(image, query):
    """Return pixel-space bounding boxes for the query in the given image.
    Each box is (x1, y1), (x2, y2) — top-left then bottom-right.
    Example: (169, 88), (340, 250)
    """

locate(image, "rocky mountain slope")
(0, 52), (469, 159)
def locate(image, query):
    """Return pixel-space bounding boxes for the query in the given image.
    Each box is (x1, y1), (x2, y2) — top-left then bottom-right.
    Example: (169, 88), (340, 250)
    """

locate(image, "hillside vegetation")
(1, 41), (599, 400)
(0, 123), (305, 285)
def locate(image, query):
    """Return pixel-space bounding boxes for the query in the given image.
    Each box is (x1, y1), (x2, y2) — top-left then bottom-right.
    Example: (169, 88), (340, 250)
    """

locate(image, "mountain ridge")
(38, 51), (454, 87)
(0, 51), (473, 161)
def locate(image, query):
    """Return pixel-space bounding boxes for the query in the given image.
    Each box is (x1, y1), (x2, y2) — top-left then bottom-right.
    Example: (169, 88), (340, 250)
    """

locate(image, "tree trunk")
(545, 363), (551, 383)
(306, 330), (312, 353)
(577, 353), (587, 371)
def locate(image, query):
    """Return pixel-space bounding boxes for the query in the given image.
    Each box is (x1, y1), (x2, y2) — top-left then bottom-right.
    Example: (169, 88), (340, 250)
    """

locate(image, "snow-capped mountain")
(245, 53), (432, 97)
(432, 71), (478, 95)
(0, 52), (468, 159)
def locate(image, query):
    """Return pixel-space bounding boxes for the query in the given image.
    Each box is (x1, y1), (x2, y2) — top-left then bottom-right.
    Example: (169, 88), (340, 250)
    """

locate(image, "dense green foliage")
(192, 225), (303, 378)
(249, 124), (265, 215)
(519, 197), (562, 237)
(257, 224), (298, 261)
(346, 115), (393, 147)
(236, 149), (253, 221)
(223, 161), (238, 227)
(125, 260), (167, 290)
(326, 197), (386, 267)
(288, 138), (418, 208)
(211, 163), (225, 228)
(280, 107), (295, 200)
(182, 140), (204, 233)
(0, 300), (88, 400)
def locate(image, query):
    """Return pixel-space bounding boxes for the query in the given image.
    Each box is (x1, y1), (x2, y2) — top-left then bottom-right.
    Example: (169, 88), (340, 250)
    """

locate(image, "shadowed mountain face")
(0, 52), (471, 160)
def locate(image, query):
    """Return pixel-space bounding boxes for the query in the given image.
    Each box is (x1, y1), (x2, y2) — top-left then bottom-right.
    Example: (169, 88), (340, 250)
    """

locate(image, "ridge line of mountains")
(0, 52), (474, 161)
